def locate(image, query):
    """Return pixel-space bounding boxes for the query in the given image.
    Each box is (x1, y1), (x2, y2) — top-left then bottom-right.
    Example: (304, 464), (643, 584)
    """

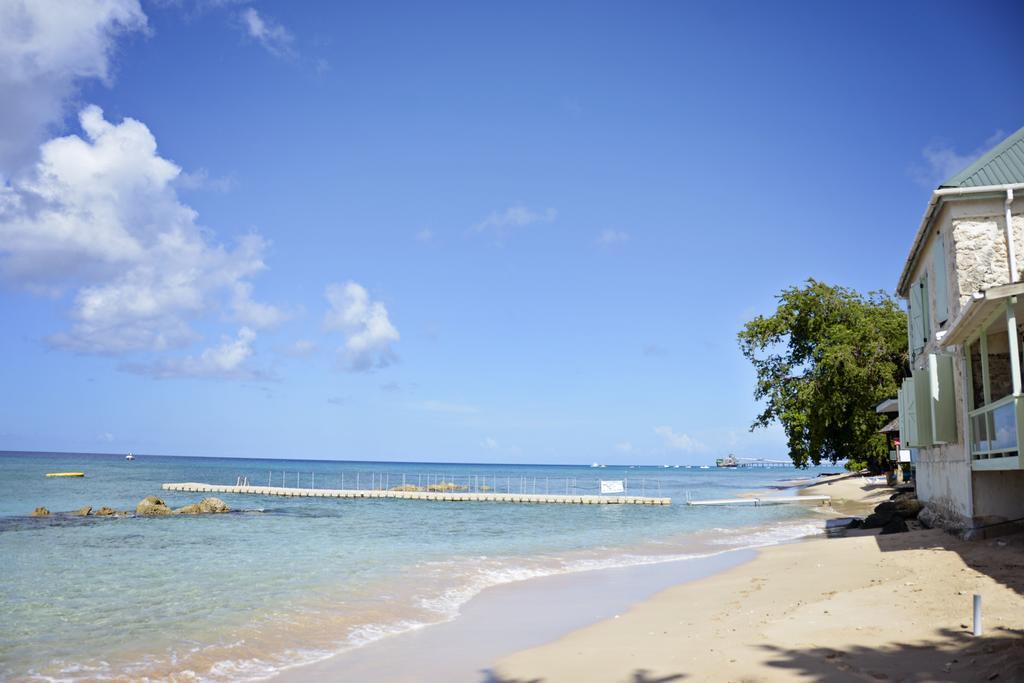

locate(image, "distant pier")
(161, 482), (672, 506)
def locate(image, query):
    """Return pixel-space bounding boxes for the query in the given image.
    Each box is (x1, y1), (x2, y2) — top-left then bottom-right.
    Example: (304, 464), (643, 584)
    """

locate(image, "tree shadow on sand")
(761, 627), (1024, 682)
(484, 669), (685, 683)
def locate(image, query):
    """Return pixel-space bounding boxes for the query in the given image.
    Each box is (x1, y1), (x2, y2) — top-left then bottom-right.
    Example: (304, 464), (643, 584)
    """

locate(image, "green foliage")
(738, 279), (908, 470)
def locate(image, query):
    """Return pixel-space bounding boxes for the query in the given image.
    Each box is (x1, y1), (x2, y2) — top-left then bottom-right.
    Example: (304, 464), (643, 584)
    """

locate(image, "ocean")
(0, 451), (836, 681)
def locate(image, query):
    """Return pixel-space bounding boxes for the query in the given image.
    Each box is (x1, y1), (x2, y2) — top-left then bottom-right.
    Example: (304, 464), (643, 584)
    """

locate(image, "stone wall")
(948, 210), (1024, 312)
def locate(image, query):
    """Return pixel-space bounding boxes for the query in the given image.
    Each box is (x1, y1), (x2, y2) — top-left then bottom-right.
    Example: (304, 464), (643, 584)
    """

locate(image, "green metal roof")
(941, 126), (1024, 188)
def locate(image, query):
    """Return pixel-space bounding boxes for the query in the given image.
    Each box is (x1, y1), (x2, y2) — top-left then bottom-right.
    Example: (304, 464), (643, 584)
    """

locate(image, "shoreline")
(271, 547), (759, 683)
(268, 476), (848, 682)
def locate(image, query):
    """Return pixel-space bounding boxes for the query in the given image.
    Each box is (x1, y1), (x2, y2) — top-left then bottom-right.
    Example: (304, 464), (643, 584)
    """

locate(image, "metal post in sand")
(973, 594), (983, 636)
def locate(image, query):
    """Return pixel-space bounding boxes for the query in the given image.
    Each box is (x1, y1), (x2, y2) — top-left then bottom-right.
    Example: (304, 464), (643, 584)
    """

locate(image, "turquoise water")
(0, 451), (835, 681)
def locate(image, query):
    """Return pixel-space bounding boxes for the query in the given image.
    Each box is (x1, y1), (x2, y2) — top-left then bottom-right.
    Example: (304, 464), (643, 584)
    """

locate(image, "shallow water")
(0, 451), (835, 681)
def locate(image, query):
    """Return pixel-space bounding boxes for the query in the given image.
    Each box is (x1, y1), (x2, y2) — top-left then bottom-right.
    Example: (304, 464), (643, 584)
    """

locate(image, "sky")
(1, 0), (1023, 464)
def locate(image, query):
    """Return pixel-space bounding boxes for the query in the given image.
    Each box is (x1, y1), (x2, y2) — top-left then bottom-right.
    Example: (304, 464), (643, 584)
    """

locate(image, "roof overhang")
(895, 183), (1024, 298)
(879, 417), (900, 434)
(875, 398), (899, 414)
(942, 282), (1024, 347)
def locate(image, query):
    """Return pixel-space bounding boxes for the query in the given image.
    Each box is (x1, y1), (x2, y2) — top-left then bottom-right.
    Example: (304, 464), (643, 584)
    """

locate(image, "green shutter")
(902, 377), (918, 446)
(920, 273), (931, 342)
(909, 284), (924, 353)
(929, 353), (957, 443)
(912, 366), (934, 447)
(932, 235), (949, 324)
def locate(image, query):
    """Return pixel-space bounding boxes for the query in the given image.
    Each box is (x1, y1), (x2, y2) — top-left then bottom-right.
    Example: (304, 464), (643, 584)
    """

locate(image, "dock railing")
(243, 470), (662, 497)
(164, 470), (670, 505)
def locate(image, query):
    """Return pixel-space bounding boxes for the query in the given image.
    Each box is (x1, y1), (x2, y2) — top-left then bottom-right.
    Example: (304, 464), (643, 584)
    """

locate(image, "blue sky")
(1, 0), (1022, 463)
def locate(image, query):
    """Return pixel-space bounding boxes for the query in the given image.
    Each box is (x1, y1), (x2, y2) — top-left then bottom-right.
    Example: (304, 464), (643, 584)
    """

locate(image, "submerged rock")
(175, 497), (230, 514)
(74, 506), (92, 516)
(136, 496), (174, 516)
(30, 507), (50, 517)
(94, 506), (117, 516)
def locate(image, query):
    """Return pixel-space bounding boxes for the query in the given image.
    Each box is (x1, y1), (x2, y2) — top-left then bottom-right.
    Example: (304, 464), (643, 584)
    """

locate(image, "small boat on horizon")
(125, 453), (135, 461)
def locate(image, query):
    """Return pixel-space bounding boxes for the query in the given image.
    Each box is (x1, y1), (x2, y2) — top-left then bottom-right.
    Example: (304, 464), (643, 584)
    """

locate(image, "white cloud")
(0, 0), (148, 173)
(418, 400), (480, 415)
(481, 436), (498, 450)
(415, 228), (433, 242)
(123, 326), (266, 379)
(0, 106), (283, 354)
(614, 441), (633, 453)
(240, 7), (293, 57)
(281, 339), (318, 357)
(654, 426), (707, 452)
(175, 167), (235, 193)
(472, 204), (557, 235)
(596, 229), (629, 245)
(231, 281), (288, 328)
(324, 281), (399, 371)
(913, 130), (1006, 188)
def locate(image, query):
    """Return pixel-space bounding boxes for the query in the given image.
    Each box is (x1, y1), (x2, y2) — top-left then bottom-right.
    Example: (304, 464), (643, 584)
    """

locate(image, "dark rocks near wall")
(880, 516), (910, 535)
(861, 489), (922, 533)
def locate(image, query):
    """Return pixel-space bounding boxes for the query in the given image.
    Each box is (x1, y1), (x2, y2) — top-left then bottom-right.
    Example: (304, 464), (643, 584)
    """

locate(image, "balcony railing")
(969, 394), (1020, 460)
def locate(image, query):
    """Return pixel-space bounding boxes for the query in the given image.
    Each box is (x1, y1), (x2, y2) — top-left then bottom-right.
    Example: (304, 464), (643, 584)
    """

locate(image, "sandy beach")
(493, 476), (1024, 683)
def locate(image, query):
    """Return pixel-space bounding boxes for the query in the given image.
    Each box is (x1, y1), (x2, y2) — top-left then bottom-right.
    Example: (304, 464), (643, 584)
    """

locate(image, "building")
(896, 126), (1024, 537)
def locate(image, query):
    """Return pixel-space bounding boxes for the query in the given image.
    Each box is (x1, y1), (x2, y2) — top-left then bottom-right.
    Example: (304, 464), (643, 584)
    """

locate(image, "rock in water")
(198, 497), (229, 513)
(136, 496), (174, 516)
(176, 497), (230, 514)
(74, 506), (92, 516)
(30, 507), (50, 517)
(94, 507), (117, 516)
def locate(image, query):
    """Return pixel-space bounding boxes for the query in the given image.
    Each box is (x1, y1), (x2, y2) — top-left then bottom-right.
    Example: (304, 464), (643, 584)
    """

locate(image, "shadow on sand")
(761, 626), (1024, 682)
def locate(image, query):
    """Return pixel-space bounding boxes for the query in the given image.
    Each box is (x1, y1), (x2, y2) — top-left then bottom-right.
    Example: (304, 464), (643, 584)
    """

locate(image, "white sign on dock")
(600, 480), (625, 494)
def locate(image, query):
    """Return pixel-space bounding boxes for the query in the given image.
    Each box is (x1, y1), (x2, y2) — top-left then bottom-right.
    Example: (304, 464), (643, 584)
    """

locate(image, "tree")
(737, 279), (908, 470)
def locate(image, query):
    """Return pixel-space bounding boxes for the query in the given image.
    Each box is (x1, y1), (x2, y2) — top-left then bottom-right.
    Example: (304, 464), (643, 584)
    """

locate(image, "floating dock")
(162, 482), (671, 506)
(686, 495), (830, 507)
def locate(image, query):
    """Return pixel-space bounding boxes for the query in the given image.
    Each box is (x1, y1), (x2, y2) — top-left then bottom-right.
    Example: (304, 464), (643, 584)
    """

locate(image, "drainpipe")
(1008, 188), (1018, 283)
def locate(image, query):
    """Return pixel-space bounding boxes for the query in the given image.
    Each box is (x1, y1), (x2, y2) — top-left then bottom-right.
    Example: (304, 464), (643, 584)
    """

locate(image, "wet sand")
(271, 548), (756, 682)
